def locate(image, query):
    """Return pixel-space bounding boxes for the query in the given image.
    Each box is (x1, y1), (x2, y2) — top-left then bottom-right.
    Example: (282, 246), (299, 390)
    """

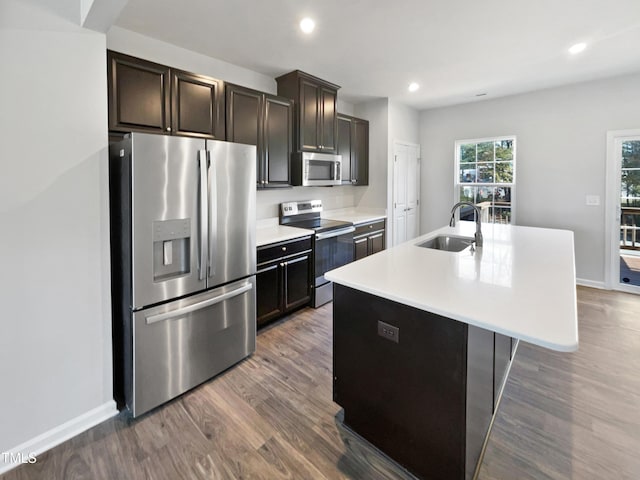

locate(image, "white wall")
(354, 98), (389, 209)
(419, 72), (640, 283)
(107, 26), (277, 94)
(389, 100), (420, 146)
(0, 0), (116, 470)
(337, 98), (355, 116)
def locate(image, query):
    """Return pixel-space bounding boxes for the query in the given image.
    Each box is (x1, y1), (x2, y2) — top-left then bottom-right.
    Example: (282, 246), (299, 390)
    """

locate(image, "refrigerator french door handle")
(207, 150), (218, 279)
(198, 150), (208, 281)
(145, 282), (253, 325)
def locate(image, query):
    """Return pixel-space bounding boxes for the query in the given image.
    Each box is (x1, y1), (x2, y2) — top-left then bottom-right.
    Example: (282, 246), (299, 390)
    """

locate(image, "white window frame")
(454, 135), (517, 225)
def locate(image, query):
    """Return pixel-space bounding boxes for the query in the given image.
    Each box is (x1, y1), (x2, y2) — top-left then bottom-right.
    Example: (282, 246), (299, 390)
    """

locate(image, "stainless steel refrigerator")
(109, 133), (256, 417)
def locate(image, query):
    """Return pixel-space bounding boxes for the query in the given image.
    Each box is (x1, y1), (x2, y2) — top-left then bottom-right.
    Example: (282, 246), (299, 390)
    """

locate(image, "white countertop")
(256, 218), (313, 247)
(326, 222), (578, 352)
(322, 208), (386, 225)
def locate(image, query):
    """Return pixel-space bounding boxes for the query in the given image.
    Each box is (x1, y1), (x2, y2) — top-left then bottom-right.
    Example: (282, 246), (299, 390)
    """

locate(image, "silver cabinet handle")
(198, 150), (208, 281)
(146, 282), (253, 324)
(315, 226), (355, 240)
(286, 255), (308, 265)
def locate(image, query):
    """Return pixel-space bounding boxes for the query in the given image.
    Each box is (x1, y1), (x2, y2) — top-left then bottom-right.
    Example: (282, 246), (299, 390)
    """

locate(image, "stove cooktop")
(285, 218), (353, 234)
(279, 200), (353, 234)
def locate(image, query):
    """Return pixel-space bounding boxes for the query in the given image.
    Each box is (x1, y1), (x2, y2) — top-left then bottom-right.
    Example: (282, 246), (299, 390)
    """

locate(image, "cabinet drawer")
(354, 219), (385, 237)
(258, 236), (312, 265)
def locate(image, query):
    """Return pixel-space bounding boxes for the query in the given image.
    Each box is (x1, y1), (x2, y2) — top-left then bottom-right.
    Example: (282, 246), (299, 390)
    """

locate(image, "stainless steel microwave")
(292, 152), (342, 186)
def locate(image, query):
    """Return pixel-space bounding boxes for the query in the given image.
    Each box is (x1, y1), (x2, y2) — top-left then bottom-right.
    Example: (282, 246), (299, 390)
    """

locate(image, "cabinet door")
(108, 51), (171, 133)
(264, 95), (293, 187)
(256, 262), (283, 326)
(283, 254), (311, 310)
(320, 88), (337, 152)
(337, 115), (353, 184)
(172, 70), (225, 139)
(354, 237), (368, 261)
(299, 79), (320, 151)
(494, 332), (512, 411)
(226, 85), (263, 185)
(368, 231), (385, 255)
(353, 118), (369, 185)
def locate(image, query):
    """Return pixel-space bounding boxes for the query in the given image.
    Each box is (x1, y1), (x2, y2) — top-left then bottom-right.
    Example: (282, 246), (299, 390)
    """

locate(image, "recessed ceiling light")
(300, 17), (315, 34)
(408, 82), (420, 92)
(568, 42), (587, 55)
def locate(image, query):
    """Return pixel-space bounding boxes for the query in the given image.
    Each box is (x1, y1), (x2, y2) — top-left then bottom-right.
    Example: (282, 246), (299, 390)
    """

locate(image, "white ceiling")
(114, 0), (640, 109)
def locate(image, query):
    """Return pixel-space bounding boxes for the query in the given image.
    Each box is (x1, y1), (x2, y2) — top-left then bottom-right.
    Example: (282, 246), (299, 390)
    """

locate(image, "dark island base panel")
(332, 284), (515, 480)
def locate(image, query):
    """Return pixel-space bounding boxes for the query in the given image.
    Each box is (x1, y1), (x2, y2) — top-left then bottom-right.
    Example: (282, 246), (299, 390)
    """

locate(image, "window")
(455, 136), (516, 224)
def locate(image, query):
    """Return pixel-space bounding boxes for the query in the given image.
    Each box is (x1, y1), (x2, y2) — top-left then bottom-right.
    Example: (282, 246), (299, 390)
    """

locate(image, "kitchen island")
(325, 222), (578, 480)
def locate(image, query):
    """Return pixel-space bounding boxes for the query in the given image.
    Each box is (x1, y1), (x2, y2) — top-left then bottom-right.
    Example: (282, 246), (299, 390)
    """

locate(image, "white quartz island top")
(326, 222), (578, 352)
(256, 218), (313, 247)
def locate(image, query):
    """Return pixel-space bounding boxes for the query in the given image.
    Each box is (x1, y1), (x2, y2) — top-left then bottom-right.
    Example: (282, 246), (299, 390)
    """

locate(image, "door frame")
(605, 129), (640, 294)
(391, 140), (421, 246)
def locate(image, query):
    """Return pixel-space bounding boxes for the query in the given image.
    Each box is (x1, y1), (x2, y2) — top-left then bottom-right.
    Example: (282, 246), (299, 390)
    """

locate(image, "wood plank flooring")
(478, 287), (640, 480)
(3, 286), (640, 479)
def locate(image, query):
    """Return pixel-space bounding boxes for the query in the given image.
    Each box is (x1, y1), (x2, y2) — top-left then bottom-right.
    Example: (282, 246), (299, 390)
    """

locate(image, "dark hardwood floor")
(3, 287), (640, 479)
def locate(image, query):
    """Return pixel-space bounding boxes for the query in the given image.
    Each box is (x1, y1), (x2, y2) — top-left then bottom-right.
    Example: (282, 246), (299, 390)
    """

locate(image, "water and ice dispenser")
(152, 219), (191, 282)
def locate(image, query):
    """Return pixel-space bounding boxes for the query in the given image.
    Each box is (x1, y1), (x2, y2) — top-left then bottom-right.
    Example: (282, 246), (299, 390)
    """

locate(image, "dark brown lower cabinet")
(333, 285), (517, 480)
(494, 332), (512, 410)
(256, 237), (312, 327)
(353, 219), (385, 260)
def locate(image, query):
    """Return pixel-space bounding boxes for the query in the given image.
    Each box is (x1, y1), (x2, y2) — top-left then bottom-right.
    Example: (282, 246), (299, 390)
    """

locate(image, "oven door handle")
(315, 226), (355, 240)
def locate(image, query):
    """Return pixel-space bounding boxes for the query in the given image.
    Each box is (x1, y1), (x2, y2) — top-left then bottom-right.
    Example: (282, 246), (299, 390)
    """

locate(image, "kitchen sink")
(417, 235), (474, 252)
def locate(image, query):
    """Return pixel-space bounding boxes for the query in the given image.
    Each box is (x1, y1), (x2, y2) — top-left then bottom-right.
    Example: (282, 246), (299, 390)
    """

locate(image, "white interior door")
(606, 130), (640, 294)
(393, 142), (421, 246)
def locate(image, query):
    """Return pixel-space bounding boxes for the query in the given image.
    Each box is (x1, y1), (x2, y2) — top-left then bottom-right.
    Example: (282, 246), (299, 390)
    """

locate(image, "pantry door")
(392, 142), (421, 246)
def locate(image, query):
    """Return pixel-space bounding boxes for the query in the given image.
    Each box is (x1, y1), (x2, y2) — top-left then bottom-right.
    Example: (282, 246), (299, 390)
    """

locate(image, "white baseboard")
(0, 401), (118, 475)
(576, 278), (607, 289)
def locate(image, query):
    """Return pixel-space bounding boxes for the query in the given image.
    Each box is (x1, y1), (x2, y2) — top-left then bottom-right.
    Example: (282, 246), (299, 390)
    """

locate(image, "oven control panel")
(281, 200), (322, 218)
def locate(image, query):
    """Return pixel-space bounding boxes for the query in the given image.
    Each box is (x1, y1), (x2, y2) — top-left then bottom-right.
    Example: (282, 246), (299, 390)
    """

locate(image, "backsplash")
(256, 186), (366, 219)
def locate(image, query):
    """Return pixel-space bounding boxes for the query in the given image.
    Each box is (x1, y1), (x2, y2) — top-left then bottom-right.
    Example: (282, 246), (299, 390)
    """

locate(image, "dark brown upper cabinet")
(171, 69), (225, 139)
(108, 51), (170, 134)
(107, 50), (225, 139)
(226, 83), (293, 188)
(337, 113), (369, 185)
(276, 70), (340, 153)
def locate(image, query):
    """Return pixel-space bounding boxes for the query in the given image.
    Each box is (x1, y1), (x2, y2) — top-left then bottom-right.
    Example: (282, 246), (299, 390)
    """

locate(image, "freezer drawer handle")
(145, 282), (253, 325)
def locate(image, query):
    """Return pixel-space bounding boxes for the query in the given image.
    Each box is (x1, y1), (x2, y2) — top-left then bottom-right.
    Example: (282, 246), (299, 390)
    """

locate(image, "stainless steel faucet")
(449, 202), (483, 247)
